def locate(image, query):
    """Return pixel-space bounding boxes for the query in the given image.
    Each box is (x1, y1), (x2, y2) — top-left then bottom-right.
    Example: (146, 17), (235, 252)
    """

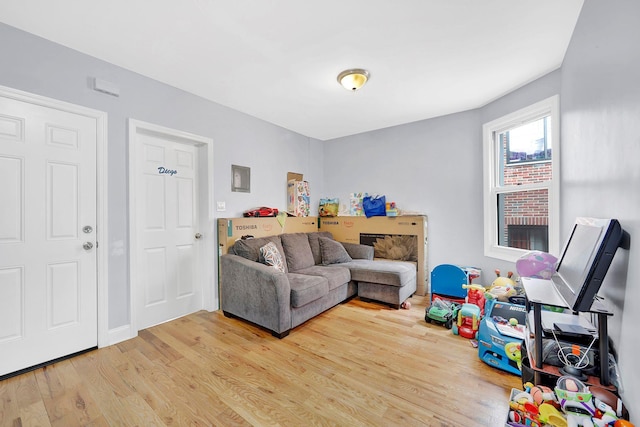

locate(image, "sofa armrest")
(220, 254), (291, 334)
(341, 242), (374, 260)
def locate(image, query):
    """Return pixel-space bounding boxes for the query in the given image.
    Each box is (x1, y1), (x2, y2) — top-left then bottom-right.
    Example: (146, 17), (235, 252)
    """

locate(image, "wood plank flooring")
(1, 295), (521, 426)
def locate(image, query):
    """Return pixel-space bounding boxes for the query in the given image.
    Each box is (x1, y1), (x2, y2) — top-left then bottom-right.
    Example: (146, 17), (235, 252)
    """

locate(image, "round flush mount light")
(337, 68), (370, 91)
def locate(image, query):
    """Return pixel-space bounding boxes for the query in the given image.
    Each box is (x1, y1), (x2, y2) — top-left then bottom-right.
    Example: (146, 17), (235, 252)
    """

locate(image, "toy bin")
(477, 299), (527, 376)
(430, 264), (481, 304)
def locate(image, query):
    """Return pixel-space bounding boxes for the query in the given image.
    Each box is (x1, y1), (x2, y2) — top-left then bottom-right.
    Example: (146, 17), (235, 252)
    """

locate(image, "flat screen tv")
(553, 218), (625, 312)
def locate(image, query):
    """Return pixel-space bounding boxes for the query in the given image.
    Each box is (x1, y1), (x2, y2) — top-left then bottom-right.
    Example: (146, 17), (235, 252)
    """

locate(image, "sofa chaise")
(220, 231), (417, 337)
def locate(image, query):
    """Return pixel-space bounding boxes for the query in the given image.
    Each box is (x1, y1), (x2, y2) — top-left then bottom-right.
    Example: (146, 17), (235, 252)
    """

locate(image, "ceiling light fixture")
(337, 69), (370, 91)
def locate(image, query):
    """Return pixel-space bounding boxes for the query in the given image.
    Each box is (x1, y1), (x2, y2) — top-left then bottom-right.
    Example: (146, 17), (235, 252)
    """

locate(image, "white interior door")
(133, 130), (204, 330)
(0, 94), (98, 377)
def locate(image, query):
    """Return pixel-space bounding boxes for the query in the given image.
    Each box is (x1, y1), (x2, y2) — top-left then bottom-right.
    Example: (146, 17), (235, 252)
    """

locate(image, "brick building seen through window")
(499, 121), (551, 251)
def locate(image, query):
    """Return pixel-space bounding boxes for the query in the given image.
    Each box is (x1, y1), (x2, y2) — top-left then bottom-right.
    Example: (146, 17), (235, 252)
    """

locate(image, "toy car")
(425, 298), (460, 329)
(243, 207), (279, 217)
(477, 299), (527, 375)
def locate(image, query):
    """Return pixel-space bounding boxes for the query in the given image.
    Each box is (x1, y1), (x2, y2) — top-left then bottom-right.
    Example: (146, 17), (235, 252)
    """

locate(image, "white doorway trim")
(0, 84), (109, 349)
(128, 119), (216, 333)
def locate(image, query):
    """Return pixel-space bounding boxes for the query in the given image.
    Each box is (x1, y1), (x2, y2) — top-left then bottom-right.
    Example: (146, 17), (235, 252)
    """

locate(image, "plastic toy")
(462, 283), (487, 315)
(477, 299), (527, 375)
(529, 385), (557, 406)
(516, 250), (558, 279)
(243, 206), (279, 217)
(452, 303), (481, 339)
(430, 264), (481, 305)
(587, 384), (632, 426)
(505, 342), (522, 371)
(509, 406), (541, 427)
(555, 376), (596, 427)
(589, 386), (627, 421)
(508, 392), (542, 427)
(508, 380), (633, 427)
(425, 298), (460, 328)
(538, 403), (567, 427)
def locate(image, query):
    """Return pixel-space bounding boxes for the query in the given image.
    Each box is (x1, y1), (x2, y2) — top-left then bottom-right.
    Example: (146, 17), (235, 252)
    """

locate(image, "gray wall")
(1, 0), (638, 415)
(559, 0), (640, 412)
(0, 23), (324, 330)
(324, 70), (561, 279)
(324, 109), (484, 270)
(324, 0), (639, 414)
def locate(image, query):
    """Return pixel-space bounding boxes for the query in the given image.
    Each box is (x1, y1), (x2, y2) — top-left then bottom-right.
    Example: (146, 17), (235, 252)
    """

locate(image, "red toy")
(452, 303), (481, 339)
(243, 207), (279, 217)
(462, 283), (487, 315)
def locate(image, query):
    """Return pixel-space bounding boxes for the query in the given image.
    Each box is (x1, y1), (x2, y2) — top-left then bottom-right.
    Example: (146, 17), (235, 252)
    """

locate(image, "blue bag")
(362, 195), (386, 218)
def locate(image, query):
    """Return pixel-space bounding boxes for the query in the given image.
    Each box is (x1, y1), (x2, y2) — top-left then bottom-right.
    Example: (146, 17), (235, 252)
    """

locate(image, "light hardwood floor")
(1, 295), (521, 426)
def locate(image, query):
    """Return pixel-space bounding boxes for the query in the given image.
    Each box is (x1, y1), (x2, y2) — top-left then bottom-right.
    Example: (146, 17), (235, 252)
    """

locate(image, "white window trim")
(482, 95), (560, 262)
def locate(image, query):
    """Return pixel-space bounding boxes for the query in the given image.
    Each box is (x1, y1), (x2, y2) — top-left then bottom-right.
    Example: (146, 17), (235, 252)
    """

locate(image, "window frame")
(482, 95), (560, 262)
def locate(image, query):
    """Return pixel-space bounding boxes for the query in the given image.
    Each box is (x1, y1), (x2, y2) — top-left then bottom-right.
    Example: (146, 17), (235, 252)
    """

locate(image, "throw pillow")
(307, 231), (334, 265)
(319, 237), (352, 265)
(259, 242), (285, 272)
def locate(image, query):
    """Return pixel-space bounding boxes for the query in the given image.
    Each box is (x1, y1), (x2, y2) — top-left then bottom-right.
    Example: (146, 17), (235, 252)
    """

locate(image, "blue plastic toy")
(477, 298), (527, 375)
(431, 264), (481, 305)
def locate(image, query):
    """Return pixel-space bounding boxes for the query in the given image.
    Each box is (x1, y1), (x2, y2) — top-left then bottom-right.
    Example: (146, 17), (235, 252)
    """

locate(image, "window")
(505, 116), (551, 165)
(483, 96), (560, 262)
(507, 225), (549, 252)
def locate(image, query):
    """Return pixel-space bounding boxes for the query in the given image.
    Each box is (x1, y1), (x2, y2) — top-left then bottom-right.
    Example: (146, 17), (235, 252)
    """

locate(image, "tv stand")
(521, 279), (614, 389)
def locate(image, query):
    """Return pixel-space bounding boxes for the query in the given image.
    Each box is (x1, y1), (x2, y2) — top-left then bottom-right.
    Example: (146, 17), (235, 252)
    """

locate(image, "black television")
(552, 218), (625, 312)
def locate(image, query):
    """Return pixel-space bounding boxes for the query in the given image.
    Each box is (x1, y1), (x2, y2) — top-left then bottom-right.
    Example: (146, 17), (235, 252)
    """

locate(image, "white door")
(133, 131), (203, 330)
(0, 95), (98, 377)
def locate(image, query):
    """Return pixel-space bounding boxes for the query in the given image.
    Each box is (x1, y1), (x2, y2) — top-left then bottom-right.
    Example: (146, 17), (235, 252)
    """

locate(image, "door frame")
(128, 119), (216, 333)
(0, 84), (109, 348)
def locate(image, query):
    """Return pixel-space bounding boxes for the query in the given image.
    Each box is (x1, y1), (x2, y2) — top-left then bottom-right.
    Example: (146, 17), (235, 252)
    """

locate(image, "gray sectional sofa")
(220, 231), (417, 338)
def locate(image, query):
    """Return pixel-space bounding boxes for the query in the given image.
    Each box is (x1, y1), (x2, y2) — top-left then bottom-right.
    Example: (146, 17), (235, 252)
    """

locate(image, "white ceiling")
(0, 0), (584, 140)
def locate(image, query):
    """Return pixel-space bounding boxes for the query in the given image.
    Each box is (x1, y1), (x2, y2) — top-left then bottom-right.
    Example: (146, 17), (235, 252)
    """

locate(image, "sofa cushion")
(343, 259), (415, 287)
(307, 231), (334, 265)
(294, 265), (351, 291)
(341, 242), (374, 260)
(319, 237), (353, 265)
(281, 233), (315, 271)
(287, 273), (329, 308)
(259, 242), (285, 272)
(232, 236), (288, 273)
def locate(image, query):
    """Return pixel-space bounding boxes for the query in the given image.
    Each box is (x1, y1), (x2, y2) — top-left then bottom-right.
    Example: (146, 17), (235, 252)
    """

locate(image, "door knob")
(83, 242), (94, 250)
(195, 233), (202, 239)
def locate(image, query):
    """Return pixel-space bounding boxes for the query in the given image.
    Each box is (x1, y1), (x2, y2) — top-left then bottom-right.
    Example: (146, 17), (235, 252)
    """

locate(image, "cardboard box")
(287, 172), (310, 217)
(318, 215), (429, 295)
(287, 172), (303, 182)
(217, 216), (318, 255)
